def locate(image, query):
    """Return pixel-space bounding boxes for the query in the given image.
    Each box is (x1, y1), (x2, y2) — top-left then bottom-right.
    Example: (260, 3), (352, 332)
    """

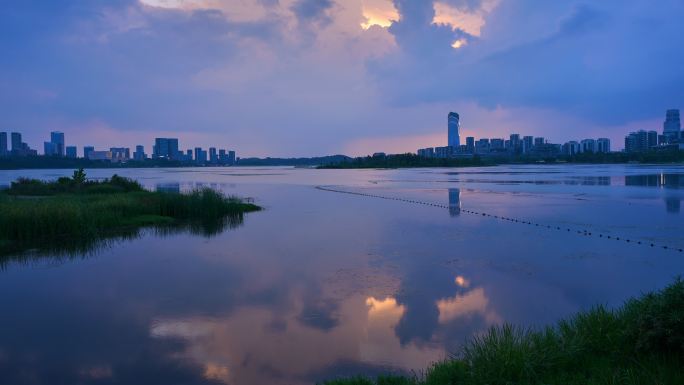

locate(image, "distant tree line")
(318, 153), (488, 169)
(319, 150), (684, 169)
(236, 155), (351, 166)
(0, 156), (194, 170)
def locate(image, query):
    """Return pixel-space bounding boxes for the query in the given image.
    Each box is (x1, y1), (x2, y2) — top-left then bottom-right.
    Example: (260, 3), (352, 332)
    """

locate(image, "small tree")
(72, 168), (87, 185)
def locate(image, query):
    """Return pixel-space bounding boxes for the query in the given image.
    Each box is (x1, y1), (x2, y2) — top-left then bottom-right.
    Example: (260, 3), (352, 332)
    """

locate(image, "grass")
(0, 170), (261, 257)
(321, 279), (684, 385)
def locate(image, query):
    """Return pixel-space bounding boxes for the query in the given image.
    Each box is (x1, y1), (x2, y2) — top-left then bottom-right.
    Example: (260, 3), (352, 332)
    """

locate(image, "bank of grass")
(0, 170), (261, 256)
(322, 279), (684, 385)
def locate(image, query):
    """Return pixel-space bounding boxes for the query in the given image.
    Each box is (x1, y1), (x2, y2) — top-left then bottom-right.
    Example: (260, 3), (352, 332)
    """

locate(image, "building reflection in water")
(448, 188), (461, 217)
(625, 174), (683, 213)
(156, 183), (181, 193)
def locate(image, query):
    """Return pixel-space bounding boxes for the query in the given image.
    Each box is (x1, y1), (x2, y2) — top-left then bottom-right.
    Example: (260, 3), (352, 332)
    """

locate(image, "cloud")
(372, 0), (684, 127)
(290, 0), (335, 27)
(0, 0), (682, 155)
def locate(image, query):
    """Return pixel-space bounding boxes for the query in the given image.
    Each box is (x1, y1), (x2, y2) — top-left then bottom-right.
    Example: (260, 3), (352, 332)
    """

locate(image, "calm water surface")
(1, 165), (683, 384)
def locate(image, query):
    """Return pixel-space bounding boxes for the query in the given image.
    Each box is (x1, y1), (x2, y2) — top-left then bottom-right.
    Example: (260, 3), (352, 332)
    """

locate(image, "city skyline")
(1, 1), (683, 157)
(418, 108), (682, 159)
(1, 106), (682, 161)
(0, 129), (237, 164)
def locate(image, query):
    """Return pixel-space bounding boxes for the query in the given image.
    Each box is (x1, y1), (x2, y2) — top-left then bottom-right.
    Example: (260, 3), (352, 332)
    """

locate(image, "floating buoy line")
(315, 186), (683, 253)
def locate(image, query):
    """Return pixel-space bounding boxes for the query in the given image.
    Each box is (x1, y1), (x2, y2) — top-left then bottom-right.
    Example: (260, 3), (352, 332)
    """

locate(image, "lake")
(0, 164), (683, 385)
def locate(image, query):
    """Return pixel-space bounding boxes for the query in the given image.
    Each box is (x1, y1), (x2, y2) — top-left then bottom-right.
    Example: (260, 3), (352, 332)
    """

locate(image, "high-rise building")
(417, 148), (435, 157)
(534, 137), (545, 147)
(228, 150), (236, 165)
(0, 132), (7, 156)
(186, 149), (193, 160)
(44, 141), (58, 156)
(88, 150), (112, 161)
(50, 131), (65, 156)
(509, 134), (521, 153)
(597, 138), (611, 153)
(434, 146), (453, 158)
(84, 146), (95, 159)
(625, 130), (658, 152)
(154, 138), (180, 159)
(66, 146), (77, 158)
(562, 141), (580, 156)
(110, 147), (130, 162)
(663, 109), (681, 143)
(10, 132), (36, 156)
(475, 138), (490, 154)
(522, 136), (533, 154)
(134, 145), (146, 161)
(490, 138), (505, 150)
(580, 139), (596, 153)
(465, 137), (475, 153)
(194, 147), (207, 163)
(648, 130), (659, 148)
(11, 132), (22, 152)
(448, 112), (460, 148)
(209, 147), (218, 163)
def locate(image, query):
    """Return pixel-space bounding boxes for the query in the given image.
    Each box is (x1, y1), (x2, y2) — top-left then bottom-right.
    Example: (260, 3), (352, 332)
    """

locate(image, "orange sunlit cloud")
(361, 0), (399, 29)
(432, 0), (500, 38)
(436, 287), (501, 324)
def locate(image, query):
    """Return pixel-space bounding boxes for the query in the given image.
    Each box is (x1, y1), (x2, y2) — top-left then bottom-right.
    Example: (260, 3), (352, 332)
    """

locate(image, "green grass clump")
(0, 171), (261, 257)
(321, 279), (684, 385)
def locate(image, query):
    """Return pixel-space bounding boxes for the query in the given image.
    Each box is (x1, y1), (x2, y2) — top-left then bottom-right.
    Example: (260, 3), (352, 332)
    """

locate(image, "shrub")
(621, 278), (684, 357)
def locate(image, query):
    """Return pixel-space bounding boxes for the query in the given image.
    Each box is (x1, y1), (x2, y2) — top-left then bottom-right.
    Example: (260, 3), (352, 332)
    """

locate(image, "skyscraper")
(597, 138), (611, 153)
(11, 132), (22, 152)
(448, 112), (460, 148)
(44, 141), (58, 156)
(522, 136), (534, 154)
(663, 109), (681, 143)
(580, 139), (596, 153)
(0, 132), (7, 156)
(509, 134), (521, 153)
(84, 146), (95, 158)
(625, 131), (657, 152)
(194, 147), (207, 163)
(209, 147), (217, 163)
(154, 138), (180, 159)
(66, 146), (77, 158)
(465, 137), (475, 153)
(134, 145), (146, 161)
(50, 131), (65, 156)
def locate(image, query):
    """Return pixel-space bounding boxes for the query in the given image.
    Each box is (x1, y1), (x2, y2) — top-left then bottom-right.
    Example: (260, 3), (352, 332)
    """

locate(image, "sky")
(1, 0), (683, 157)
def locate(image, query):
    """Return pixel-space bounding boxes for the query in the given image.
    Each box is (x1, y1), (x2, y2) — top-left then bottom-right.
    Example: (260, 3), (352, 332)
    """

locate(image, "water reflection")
(448, 188), (461, 217)
(149, 294), (446, 384)
(1, 166), (683, 385)
(625, 174), (684, 213)
(156, 182), (181, 193)
(0, 212), (249, 269)
(625, 173), (684, 189)
(665, 196), (681, 213)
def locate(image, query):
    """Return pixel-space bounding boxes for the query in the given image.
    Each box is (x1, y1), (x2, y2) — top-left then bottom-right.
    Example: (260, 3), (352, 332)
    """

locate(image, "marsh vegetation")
(0, 169), (260, 258)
